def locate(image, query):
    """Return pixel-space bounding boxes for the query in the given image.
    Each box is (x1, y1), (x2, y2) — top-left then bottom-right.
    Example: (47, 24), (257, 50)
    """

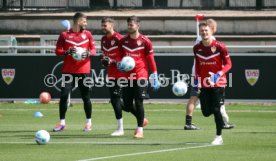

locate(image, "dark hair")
(73, 12), (87, 24)
(198, 21), (208, 28)
(101, 17), (115, 24)
(127, 16), (140, 24)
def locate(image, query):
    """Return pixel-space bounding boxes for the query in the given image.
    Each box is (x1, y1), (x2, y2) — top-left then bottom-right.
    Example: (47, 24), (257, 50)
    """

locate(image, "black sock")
(186, 115), (192, 125)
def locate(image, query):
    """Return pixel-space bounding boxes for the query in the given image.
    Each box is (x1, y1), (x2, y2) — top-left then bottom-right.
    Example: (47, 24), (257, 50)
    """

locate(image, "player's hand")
(99, 55), (112, 67)
(208, 72), (221, 86)
(81, 50), (90, 59)
(65, 47), (76, 55)
(116, 62), (126, 72)
(149, 72), (161, 91)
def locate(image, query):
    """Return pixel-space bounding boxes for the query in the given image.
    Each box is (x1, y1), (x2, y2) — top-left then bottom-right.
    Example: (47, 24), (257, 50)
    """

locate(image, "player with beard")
(100, 17), (125, 136)
(54, 12), (96, 132)
(117, 16), (160, 139)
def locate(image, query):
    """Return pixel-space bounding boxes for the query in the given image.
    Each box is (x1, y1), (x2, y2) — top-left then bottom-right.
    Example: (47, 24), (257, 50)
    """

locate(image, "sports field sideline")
(0, 103), (275, 161)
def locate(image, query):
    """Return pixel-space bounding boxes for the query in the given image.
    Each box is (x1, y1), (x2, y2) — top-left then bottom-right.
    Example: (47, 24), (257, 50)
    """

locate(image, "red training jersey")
(101, 32), (124, 79)
(119, 34), (156, 80)
(193, 40), (232, 88)
(55, 29), (96, 74)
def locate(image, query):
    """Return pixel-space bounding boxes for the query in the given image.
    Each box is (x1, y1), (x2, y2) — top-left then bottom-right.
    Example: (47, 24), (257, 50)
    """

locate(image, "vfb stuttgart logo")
(245, 69), (259, 86)
(2, 68), (15, 85)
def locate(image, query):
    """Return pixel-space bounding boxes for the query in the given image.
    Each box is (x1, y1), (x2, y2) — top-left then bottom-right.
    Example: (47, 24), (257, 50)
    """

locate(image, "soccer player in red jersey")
(53, 12), (96, 132)
(100, 17), (125, 136)
(193, 21), (232, 145)
(117, 16), (160, 139)
(185, 19), (234, 130)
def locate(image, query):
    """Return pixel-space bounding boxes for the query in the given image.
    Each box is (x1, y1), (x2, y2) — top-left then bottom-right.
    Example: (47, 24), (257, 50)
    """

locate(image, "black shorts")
(107, 79), (122, 98)
(199, 87), (225, 115)
(61, 73), (92, 90)
(122, 79), (149, 100)
(189, 86), (199, 97)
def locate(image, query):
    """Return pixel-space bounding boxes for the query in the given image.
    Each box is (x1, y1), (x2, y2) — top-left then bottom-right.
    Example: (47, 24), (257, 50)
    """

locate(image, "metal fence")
(0, 0), (275, 10)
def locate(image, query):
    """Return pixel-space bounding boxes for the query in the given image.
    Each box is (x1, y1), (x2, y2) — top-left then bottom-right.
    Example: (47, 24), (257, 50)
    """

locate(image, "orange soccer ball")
(39, 92), (51, 104)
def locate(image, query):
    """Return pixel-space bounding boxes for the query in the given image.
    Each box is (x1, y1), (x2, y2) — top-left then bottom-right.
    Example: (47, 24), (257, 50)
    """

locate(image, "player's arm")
(144, 38), (157, 73)
(208, 44), (232, 85)
(116, 39), (126, 70)
(145, 39), (160, 91)
(99, 37), (108, 67)
(117, 39), (124, 61)
(55, 32), (75, 56)
(147, 54), (157, 73)
(193, 46), (200, 91)
(193, 46), (199, 77)
(219, 44), (232, 75)
(88, 33), (96, 56)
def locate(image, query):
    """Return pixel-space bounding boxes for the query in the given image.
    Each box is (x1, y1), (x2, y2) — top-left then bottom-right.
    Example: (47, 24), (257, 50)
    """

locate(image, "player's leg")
(184, 87), (200, 130)
(122, 82), (136, 117)
(78, 74), (92, 132)
(109, 80), (123, 120)
(120, 87), (136, 116)
(221, 104), (235, 129)
(210, 87), (225, 145)
(133, 79), (149, 139)
(134, 97), (144, 138)
(220, 104), (229, 123)
(53, 73), (74, 132)
(198, 88), (212, 117)
(109, 79), (124, 136)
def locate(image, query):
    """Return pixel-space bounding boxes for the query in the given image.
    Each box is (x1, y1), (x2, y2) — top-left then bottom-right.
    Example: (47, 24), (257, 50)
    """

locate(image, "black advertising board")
(0, 54), (275, 99)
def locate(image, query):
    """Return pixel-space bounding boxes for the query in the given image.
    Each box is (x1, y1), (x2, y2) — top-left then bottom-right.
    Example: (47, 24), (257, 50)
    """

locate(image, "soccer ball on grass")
(35, 130), (50, 145)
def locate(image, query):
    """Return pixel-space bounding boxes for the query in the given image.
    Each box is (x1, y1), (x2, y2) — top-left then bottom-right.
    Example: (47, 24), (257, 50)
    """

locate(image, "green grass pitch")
(0, 102), (275, 161)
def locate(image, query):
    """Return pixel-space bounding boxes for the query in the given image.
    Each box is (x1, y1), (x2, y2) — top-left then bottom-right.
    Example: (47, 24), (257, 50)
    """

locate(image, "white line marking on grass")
(0, 141), (208, 145)
(77, 144), (217, 161)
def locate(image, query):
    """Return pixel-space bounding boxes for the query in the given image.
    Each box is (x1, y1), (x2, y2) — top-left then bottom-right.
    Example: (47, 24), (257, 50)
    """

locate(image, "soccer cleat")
(53, 124), (65, 132)
(184, 124), (200, 130)
(211, 135), (223, 145)
(134, 131), (144, 139)
(111, 129), (124, 136)
(143, 118), (149, 127)
(83, 124), (92, 132)
(222, 123), (235, 129)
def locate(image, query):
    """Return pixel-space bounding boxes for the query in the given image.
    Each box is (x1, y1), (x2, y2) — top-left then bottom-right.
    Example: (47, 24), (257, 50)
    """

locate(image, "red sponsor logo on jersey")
(245, 69), (259, 86)
(2, 68), (15, 85)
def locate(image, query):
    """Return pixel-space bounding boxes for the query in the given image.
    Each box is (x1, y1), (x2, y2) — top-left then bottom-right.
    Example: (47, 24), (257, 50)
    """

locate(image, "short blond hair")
(206, 18), (217, 34)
